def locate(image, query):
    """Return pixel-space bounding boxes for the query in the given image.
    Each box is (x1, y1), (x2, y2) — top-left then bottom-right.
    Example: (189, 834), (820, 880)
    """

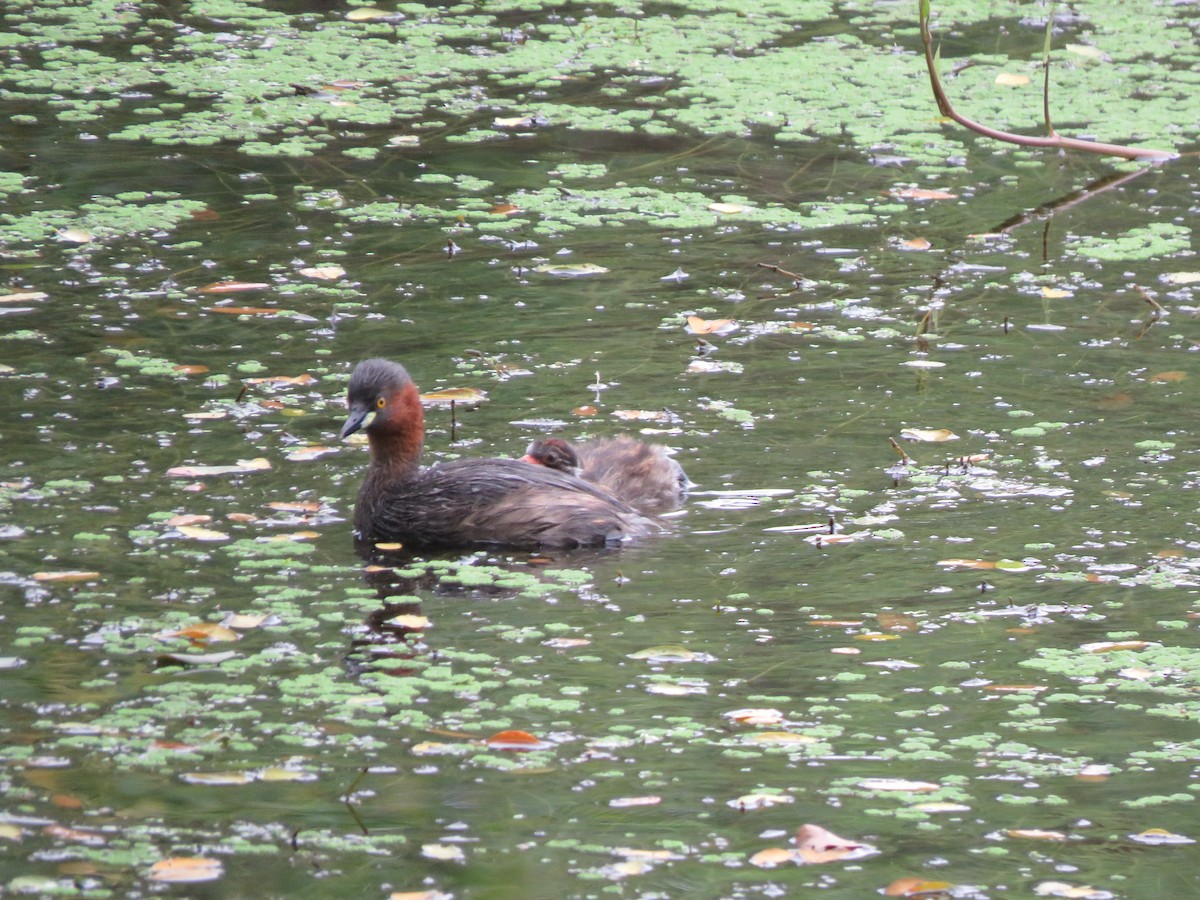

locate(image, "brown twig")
(919, 0), (1176, 162)
(756, 262), (808, 282)
(888, 437), (913, 464)
(1133, 284), (1164, 316)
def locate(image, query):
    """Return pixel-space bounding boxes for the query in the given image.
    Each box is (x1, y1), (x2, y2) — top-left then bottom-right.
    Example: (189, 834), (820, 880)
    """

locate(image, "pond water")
(3, 1), (1200, 897)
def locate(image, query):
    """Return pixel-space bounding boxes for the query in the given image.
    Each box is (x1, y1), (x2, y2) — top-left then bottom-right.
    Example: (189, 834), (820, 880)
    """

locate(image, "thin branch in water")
(756, 262), (808, 282)
(918, 1), (1176, 162)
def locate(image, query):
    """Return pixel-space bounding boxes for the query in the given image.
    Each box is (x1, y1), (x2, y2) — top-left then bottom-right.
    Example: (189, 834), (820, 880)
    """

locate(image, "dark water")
(4, 4), (1200, 898)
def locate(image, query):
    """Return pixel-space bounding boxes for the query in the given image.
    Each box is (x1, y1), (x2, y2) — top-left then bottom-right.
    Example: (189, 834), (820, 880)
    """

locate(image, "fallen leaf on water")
(257, 531), (321, 543)
(206, 306), (287, 317)
(179, 771), (254, 785)
(162, 623), (241, 643)
(686, 315), (738, 336)
(730, 792), (794, 810)
(611, 409), (677, 423)
(686, 359), (743, 375)
(494, 115), (539, 128)
(572, 405), (598, 417)
(1150, 371), (1186, 383)
(486, 730), (550, 750)
(892, 187), (957, 201)
(995, 72), (1031, 86)
(489, 203), (521, 215)
(794, 823), (880, 864)
(347, 6), (392, 19)
(708, 202), (747, 214)
(532, 263), (609, 277)
(900, 428), (959, 442)
(175, 525), (230, 541)
(32, 571), (100, 583)
(222, 612), (277, 629)
(297, 265), (345, 280)
(937, 558), (1034, 572)
(173, 364), (210, 375)
(183, 410), (227, 420)
(0, 291), (49, 303)
(1007, 828), (1067, 841)
(1127, 828), (1194, 845)
(421, 843), (466, 863)
(983, 684), (1047, 693)
(245, 373), (317, 386)
(56, 227), (93, 243)
(286, 446), (338, 462)
(258, 767), (317, 782)
(1081, 640), (1153, 653)
(267, 501), (323, 513)
(885, 876), (959, 896)
(167, 458), (271, 478)
(419, 387), (487, 406)
(609, 796), (661, 808)
(1041, 286), (1073, 298)
(723, 708), (784, 726)
(1032, 881), (1112, 899)
(198, 282), (270, 294)
(877, 613), (919, 631)
(898, 237), (932, 251)
(386, 614), (431, 630)
(543, 637), (591, 649)
(859, 778), (940, 793)
(627, 645), (703, 662)
(809, 619), (864, 627)
(748, 847), (797, 868)
(744, 732), (817, 745)
(1164, 271), (1200, 285)
(1065, 43), (1109, 61)
(43, 824), (105, 845)
(911, 801), (971, 813)
(147, 857), (224, 884)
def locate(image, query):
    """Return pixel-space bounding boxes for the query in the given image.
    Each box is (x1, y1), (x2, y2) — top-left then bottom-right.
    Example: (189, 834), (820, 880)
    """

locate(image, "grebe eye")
(375, 397), (386, 409)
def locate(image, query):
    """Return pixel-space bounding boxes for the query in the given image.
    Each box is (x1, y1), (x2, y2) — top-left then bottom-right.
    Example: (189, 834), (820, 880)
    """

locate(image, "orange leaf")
(686, 315), (738, 336)
(173, 364), (210, 375)
(198, 282), (270, 294)
(244, 374), (317, 386)
(794, 823), (878, 864)
(485, 730), (548, 750)
(32, 570), (100, 583)
(206, 306), (281, 316)
(147, 857), (224, 883)
(1150, 371), (1186, 383)
(892, 188), (957, 200)
(885, 876), (958, 896)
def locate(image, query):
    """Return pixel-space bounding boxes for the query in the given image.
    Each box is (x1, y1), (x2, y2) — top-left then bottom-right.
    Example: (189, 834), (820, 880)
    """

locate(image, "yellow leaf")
(608, 796), (662, 808)
(198, 281), (270, 294)
(147, 857), (224, 883)
(686, 315), (738, 335)
(175, 525), (230, 541)
(420, 843), (466, 863)
(1041, 286), (1073, 298)
(297, 265), (345, 280)
(995, 72), (1031, 86)
(31, 571), (100, 583)
(899, 428), (959, 442)
(748, 847), (797, 868)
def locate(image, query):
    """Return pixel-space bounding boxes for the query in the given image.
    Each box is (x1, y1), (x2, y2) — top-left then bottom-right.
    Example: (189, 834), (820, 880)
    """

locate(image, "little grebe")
(341, 359), (655, 549)
(523, 435), (689, 514)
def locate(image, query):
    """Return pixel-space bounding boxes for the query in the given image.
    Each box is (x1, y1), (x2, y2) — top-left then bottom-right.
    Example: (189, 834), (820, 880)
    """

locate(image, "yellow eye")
(375, 397), (386, 409)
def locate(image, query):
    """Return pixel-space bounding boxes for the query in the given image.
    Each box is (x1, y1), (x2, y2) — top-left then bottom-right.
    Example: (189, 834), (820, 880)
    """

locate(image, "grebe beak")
(340, 403), (371, 438)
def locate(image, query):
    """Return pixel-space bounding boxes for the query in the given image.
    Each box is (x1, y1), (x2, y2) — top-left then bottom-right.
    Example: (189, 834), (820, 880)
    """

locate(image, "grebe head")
(522, 437), (580, 474)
